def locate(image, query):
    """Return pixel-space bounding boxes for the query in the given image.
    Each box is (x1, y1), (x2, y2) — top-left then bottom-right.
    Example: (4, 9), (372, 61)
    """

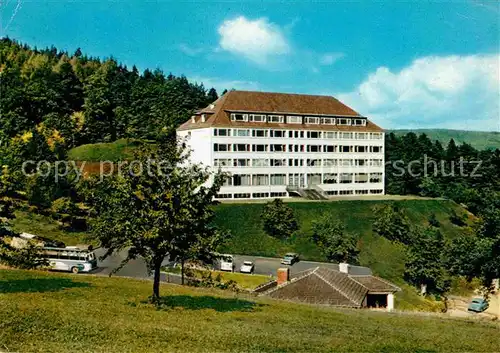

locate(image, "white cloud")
(319, 52), (345, 66)
(218, 16), (290, 65)
(338, 55), (500, 131)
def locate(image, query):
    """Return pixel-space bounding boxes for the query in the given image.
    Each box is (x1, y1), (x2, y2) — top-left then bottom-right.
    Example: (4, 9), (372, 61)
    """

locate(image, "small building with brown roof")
(177, 90), (385, 200)
(255, 266), (400, 311)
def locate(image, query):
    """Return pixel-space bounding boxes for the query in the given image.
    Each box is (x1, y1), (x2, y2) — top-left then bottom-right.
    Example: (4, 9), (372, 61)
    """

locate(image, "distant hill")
(389, 129), (500, 150)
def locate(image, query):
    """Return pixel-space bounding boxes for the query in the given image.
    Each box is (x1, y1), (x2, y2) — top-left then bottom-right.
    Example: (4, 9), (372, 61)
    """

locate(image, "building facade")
(177, 90), (385, 200)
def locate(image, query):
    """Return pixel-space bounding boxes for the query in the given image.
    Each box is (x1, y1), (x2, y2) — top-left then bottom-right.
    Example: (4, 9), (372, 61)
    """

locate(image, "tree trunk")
(152, 260), (161, 302)
(181, 259), (185, 285)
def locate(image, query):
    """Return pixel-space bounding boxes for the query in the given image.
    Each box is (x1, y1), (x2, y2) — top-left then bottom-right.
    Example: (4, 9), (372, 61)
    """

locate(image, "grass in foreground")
(0, 269), (498, 353)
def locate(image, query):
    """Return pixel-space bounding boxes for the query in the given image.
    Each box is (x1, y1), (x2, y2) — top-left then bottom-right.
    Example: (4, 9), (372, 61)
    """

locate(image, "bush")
(261, 199), (299, 239)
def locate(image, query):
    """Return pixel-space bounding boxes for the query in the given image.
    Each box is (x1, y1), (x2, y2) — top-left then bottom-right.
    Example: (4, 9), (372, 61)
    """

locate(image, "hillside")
(1, 269), (498, 353)
(389, 129), (500, 150)
(214, 199), (473, 282)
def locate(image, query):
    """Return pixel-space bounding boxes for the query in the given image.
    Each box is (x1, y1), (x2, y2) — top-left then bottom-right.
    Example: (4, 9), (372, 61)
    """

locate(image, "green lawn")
(67, 138), (146, 162)
(0, 269), (497, 353)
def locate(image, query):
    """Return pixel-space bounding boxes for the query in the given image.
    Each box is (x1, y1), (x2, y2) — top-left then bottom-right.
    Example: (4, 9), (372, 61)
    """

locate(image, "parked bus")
(40, 246), (98, 273)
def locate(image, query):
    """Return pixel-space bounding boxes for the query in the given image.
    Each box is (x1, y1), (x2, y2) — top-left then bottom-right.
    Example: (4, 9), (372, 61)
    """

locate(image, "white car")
(239, 261), (254, 274)
(220, 254), (235, 272)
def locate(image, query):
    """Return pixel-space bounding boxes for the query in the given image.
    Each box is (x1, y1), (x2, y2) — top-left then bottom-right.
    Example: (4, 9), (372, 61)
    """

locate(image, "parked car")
(220, 254), (235, 272)
(240, 261), (254, 274)
(468, 298), (489, 313)
(281, 253), (299, 265)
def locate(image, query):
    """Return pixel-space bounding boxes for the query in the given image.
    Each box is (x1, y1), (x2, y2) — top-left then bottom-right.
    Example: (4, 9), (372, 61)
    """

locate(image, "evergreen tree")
(206, 87), (218, 103)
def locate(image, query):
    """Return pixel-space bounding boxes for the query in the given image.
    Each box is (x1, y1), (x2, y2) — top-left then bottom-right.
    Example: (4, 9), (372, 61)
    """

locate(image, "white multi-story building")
(177, 90), (385, 200)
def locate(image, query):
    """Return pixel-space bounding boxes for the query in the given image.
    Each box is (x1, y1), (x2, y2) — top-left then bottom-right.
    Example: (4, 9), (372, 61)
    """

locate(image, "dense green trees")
(261, 199), (299, 239)
(310, 214), (359, 263)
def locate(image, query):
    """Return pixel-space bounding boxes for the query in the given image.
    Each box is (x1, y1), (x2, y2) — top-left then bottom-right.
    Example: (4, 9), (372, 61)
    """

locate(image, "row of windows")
(213, 143), (383, 153)
(214, 128), (383, 140)
(223, 173), (383, 186)
(214, 158), (384, 167)
(230, 113), (367, 126)
(215, 189), (383, 199)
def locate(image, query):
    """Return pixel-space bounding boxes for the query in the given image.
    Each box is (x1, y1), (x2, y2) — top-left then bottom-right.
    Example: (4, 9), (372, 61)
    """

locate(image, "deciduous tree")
(261, 199), (299, 239)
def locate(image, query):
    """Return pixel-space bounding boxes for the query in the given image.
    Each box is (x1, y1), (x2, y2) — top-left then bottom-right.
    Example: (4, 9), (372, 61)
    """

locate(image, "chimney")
(201, 114), (206, 122)
(191, 116), (196, 123)
(277, 268), (290, 286)
(339, 262), (350, 274)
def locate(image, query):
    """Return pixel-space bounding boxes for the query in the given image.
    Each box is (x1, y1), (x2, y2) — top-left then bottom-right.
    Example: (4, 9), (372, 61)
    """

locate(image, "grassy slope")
(215, 199), (472, 281)
(389, 129), (500, 150)
(1, 269), (498, 353)
(67, 138), (144, 162)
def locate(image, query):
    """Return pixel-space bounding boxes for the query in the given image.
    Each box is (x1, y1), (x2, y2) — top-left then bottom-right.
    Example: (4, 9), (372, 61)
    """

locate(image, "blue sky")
(2, 0), (499, 131)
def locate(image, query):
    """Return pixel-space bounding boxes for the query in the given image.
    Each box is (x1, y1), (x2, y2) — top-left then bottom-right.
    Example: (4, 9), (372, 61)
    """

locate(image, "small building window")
(233, 144), (250, 152)
(370, 173), (383, 183)
(268, 115), (284, 123)
(234, 193), (251, 199)
(214, 159), (231, 167)
(323, 159), (337, 167)
(340, 145), (352, 153)
(324, 145), (336, 153)
(252, 174), (269, 186)
(270, 144), (286, 152)
(214, 143), (230, 152)
(252, 144), (268, 152)
(338, 118), (351, 126)
(355, 173), (369, 183)
(252, 129), (268, 137)
(214, 129), (231, 136)
(321, 117), (336, 125)
(341, 132), (353, 139)
(270, 174), (286, 185)
(270, 159), (286, 167)
(234, 129), (250, 137)
(249, 114), (266, 122)
(339, 173), (353, 183)
(306, 159), (321, 167)
(371, 146), (383, 153)
(323, 173), (337, 184)
(252, 192), (270, 198)
(305, 116), (320, 124)
(231, 113), (248, 122)
(233, 174), (251, 186)
(324, 131), (337, 139)
(307, 131), (321, 138)
(307, 145), (321, 153)
(252, 159), (269, 167)
(216, 194), (233, 199)
(270, 192), (287, 197)
(233, 159), (250, 167)
(287, 116), (302, 124)
(270, 130), (286, 138)
(353, 119), (366, 126)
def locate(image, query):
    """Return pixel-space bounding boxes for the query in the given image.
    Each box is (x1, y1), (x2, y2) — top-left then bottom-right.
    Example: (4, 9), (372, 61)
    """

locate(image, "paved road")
(92, 248), (371, 281)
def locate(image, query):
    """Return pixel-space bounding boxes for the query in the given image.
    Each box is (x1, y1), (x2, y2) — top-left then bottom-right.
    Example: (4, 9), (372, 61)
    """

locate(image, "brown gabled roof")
(177, 90), (383, 132)
(259, 267), (400, 307)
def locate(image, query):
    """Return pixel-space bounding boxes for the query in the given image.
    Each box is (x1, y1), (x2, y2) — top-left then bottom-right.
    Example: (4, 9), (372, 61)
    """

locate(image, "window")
(370, 159), (383, 167)
(323, 159), (337, 167)
(340, 145), (352, 153)
(307, 145), (321, 152)
(321, 117), (336, 125)
(270, 174), (286, 185)
(371, 146), (383, 153)
(353, 119), (366, 126)
(305, 116), (320, 124)
(252, 129), (268, 137)
(234, 129), (250, 137)
(355, 159), (368, 167)
(233, 174), (251, 186)
(324, 132), (337, 139)
(355, 190), (369, 195)
(356, 133), (367, 140)
(270, 130), (286, 138)
(340, 190), (354, 195)
(252, 159), (269, 167)
(268, 115), (284, 123)
(288, 158), (304, 167)
(370, 173), (383, 183)
(324, 145), (336, 153)
(252, 192), (270, 198)
(214, 143), (230, 152)
(339, 173), (353, 183)
(307, 131), (321, 138)
(270, 192), (287, 197)
(307, 159), (321, 167)
(355, 146), (368, 153)
(214, 159), (231, 167)
(341, 132), (353, 139)
(233, 159), (250, 167)
(234, 193), (251, 199)
(370, 133), (383, 140)
(252, 144), (268, 152)
(370, 189), (383, 194)
(326, 190), (339, 196)
(216, 194), (232, 199)
(270, 159), (286, 167)
(355, 173), (368, 183)
(231, 113), (248, 122)
(249, 114), (266, 122)
(323, 173), (337, 184)
(287, 116), (302, 124)
(222, 176), (232, 186)
(338, 118), (351, 126)
(233, 144), (250, 152)
(270, 144), (286, 152)
(293, 131), (305, 138)
(339, 159), (353, 167)
(214, 128), (230, 136)
(252, 174), (269, 186)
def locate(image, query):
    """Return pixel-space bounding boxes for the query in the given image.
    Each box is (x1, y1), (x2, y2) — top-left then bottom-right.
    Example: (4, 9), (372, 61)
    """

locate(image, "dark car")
(281, 253), (299, 265)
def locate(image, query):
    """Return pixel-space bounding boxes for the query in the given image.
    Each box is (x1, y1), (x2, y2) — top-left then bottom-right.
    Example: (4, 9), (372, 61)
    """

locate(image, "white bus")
(40, 246), (98, 273)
